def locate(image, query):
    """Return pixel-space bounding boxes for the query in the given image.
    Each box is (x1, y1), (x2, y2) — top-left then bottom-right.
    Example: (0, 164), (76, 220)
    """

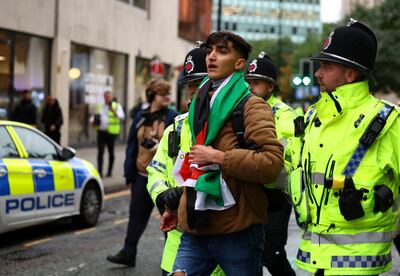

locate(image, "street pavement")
(75, 144), (127, 194)
(75, 144), (400, 275)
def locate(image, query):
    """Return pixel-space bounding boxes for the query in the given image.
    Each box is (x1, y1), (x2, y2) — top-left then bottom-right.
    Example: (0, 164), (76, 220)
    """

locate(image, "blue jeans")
(172, 224), (264, 276)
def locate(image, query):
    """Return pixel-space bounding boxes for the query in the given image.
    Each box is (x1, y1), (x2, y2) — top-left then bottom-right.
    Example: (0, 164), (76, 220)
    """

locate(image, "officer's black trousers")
(123, 174), (154, 258)
(394, 235), (400, 254)
(97, 130), (116, 177)
(263, 198), (296, 276)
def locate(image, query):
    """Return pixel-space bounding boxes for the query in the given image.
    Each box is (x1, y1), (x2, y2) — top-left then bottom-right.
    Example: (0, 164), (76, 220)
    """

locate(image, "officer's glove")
(156, 187), (183, 212)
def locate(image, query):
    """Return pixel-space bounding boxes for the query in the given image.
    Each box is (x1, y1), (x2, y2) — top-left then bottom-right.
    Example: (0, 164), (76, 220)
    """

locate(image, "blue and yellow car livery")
(0, 121), (104, 234)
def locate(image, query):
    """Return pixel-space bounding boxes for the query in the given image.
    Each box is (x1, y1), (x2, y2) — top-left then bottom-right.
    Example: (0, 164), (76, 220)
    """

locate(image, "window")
(232, 22), (237, 31)
(69, 44), (127, 146)
(13, 126), (58, 160)
(133, 0), (147, 10)
(0, 127), (18, 158)
(0, 29), (50, 121)
(224, 22), (229, 30)
(293, 26), (297, 35)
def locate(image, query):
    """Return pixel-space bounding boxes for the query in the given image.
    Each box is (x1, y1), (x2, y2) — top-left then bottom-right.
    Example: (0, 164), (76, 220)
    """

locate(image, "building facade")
(212, 0), (322, 43)
(0, 0), (209, 146)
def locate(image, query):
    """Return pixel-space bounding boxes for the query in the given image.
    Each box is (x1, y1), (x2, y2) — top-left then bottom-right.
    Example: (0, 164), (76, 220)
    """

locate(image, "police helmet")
(245, 52), (279, 92)
(311, 18), (377, 72)
(180, 41), (207, 85)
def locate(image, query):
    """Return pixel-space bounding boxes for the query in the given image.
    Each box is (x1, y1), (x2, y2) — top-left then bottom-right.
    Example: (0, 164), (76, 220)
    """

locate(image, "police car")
(0, 121), (104, 234)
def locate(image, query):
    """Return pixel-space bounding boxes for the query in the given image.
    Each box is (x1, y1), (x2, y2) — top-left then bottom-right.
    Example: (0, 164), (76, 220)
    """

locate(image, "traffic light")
(300, 59), (312, 87)
(300, 59), (320, 87)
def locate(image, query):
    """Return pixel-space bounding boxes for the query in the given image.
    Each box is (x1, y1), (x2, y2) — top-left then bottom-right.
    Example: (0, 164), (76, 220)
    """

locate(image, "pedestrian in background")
(41, 95), (63, 144)
(13, 89), (37, 127)
(93, 91), (125, 178)
(287, 19), (400, 276)
(245, 52), (298, 276)
(170, 31), (283, 275)
(107, 79), (178, 267)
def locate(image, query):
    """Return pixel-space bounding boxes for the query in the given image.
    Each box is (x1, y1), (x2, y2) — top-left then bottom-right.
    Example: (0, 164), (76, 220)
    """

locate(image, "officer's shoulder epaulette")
(304, 104), (316, 117)
(174, 112), (188, 122)
(379, 99), (400, 114)
(278, 102), (295, 113)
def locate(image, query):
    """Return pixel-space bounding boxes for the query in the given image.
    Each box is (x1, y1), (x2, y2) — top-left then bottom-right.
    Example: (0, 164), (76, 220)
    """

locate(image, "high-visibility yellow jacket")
(146, 113), (224, 275)
(265, 95), (300, 189)
(287, 81), (400, 275)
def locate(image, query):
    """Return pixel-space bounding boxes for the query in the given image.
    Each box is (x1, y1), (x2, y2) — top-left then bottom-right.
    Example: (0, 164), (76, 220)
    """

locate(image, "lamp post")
(217, 0), (222, 31)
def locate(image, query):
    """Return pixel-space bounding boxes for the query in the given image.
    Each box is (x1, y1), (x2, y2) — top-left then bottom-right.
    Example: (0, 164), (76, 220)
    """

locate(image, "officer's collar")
(266, 94), (278, 107)
(316, 81), (371, 124)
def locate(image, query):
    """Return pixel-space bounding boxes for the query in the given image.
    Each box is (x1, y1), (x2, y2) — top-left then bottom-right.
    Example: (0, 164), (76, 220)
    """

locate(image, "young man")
(107, 79), (178, 267)
(169, 31), (283, 275)
(287, 19), (400, 276)
(147, 44), (224, 276)
(245, 52), (298, 276)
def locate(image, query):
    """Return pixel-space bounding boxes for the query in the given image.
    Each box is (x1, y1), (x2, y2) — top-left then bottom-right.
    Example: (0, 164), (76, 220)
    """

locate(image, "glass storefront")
(0, 29), (50, 121)
(133, 56), (172, 113)
(69, 44), (127, 146)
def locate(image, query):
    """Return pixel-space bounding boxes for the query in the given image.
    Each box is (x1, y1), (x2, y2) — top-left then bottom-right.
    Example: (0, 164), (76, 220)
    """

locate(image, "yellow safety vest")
(107, 102), (121, 135)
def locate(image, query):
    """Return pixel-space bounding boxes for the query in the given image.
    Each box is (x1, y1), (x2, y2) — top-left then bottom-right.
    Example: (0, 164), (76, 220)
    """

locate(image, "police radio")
(168, 121), (180, 158)
(338, 177), (368, 221)
(294, 116), (305, 137)
(359, 105), (393, 147)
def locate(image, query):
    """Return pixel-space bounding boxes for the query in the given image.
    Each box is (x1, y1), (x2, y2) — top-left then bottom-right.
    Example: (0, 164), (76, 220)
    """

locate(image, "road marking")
(104, 189), (130, 200)
(23, 237), (53, 247)
(74, 227), (96, 235)
(65, 263), (86, 272)
(114, 218), (129, 225)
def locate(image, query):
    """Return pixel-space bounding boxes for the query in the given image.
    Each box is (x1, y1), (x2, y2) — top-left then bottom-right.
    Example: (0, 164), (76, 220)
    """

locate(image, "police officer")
(94, 91), (125, 177)
(147, 43), (224, 276)
(245, 53), (297, 276)
(287, 19), (400, 276)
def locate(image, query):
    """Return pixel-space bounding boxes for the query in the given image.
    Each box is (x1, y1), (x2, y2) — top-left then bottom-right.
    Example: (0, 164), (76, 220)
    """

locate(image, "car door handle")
(33, 169), (47, 178)
(0, 168), (7, 177)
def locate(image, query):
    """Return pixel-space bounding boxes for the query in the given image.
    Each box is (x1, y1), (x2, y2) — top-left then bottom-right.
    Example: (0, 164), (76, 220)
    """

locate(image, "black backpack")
(231, 94), (260, 151)
(231, 94), (287, 212)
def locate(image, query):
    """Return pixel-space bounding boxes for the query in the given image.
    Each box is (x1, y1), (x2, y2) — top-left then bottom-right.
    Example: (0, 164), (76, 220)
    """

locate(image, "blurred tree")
(346, 0), (400, 95)
(290, 34), (320, 74)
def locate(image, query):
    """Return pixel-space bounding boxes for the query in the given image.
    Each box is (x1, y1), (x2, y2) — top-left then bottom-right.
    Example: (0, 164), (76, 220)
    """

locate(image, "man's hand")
(160, 209), (178, 232)
(188, 145), (225, 165)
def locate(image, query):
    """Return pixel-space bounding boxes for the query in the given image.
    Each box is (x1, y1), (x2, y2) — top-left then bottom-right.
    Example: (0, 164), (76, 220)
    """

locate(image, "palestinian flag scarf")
(180, 71), (250, 228)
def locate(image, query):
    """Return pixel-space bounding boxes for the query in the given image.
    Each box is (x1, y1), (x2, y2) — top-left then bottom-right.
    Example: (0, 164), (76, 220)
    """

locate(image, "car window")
(13, 126), (59, 160)
(0, 126), (19, 158)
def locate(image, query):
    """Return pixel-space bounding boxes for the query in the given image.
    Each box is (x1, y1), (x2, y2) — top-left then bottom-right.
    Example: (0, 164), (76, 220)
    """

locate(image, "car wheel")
(73, 182), (101, 227)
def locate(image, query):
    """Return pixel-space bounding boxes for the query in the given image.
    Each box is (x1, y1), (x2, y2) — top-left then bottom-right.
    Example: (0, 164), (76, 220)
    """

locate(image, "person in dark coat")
(41, 95), (63, 144)
(13, 90), (37, 127)
(107, 79), (178, 267)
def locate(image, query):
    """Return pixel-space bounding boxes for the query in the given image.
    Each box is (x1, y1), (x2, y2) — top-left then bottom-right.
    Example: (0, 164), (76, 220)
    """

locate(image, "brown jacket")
(178, 95), (284, 235)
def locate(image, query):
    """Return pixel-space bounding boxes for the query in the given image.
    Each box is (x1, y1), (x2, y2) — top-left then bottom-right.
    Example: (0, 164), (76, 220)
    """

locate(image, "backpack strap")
(231, 94), (260, 150)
